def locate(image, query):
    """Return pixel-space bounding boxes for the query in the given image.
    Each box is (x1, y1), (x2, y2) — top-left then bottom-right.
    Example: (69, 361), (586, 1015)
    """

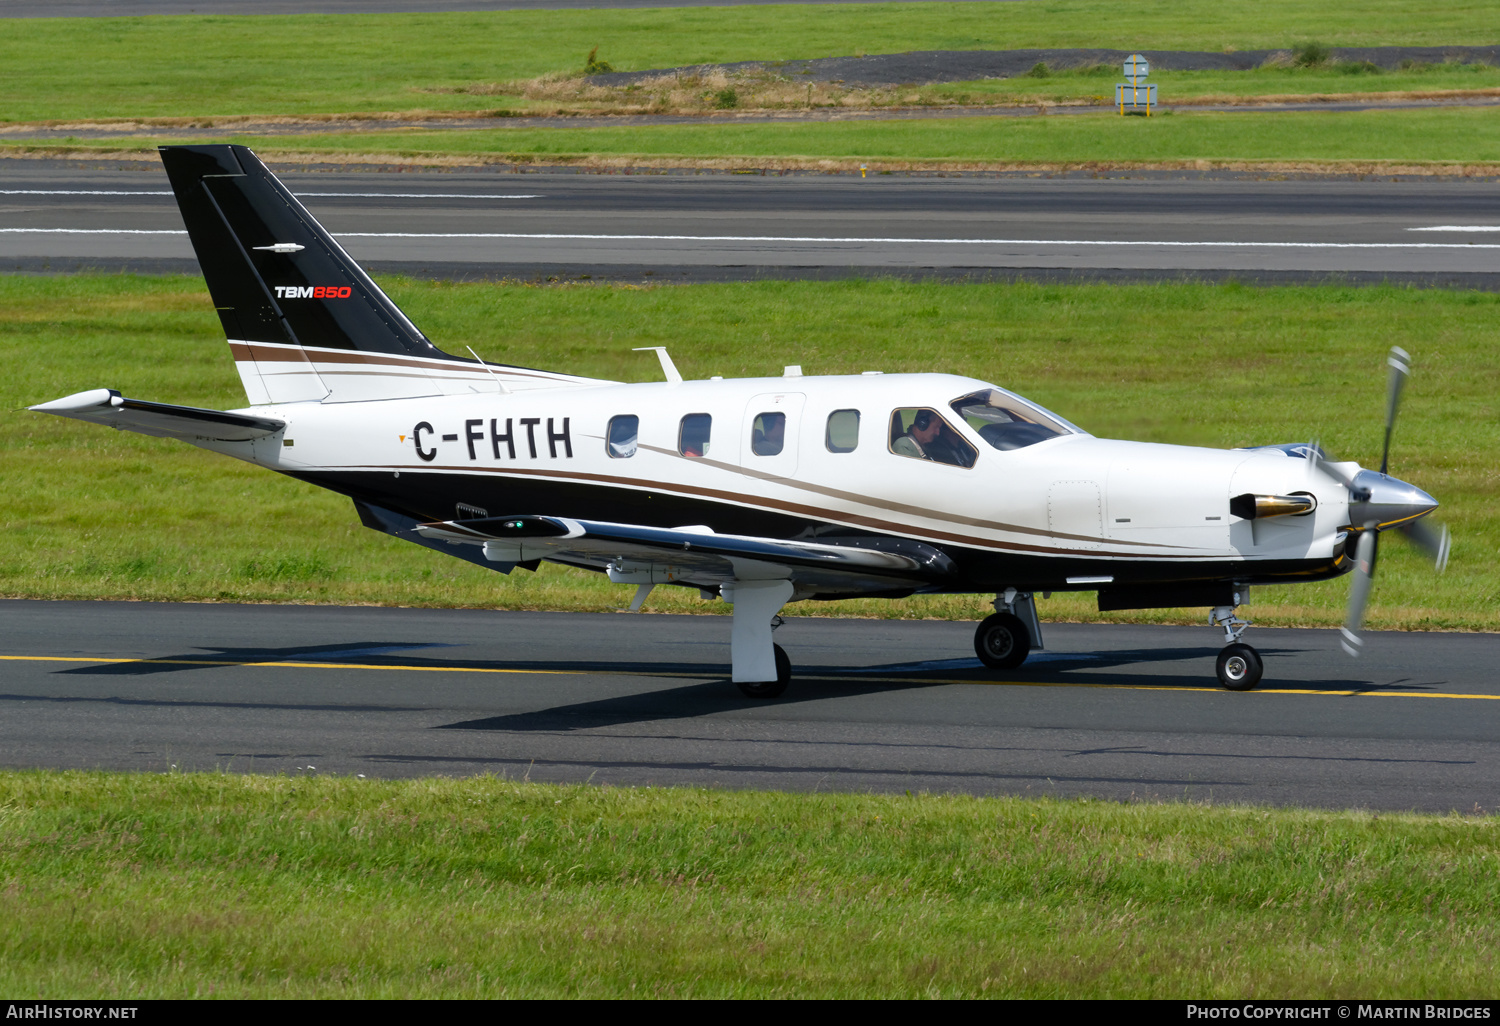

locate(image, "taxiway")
(2, 599), (1496, 812)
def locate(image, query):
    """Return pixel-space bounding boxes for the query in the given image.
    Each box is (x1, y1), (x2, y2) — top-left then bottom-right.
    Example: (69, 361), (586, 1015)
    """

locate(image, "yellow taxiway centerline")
(3, 654), (1498, 700)
(0, 654), (578, 675)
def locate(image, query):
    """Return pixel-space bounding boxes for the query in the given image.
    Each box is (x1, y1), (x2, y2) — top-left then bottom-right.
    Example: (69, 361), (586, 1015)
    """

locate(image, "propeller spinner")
(1311, 347), (1449, 656)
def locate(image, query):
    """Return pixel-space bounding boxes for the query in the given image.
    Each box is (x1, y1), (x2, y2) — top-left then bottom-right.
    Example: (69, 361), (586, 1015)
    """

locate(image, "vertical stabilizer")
(160, 144), (604, 403)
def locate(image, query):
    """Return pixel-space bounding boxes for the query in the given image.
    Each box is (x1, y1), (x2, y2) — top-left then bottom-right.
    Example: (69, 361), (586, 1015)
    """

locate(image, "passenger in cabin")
(892, 409), (973, 467)
(750, 412), (785, 457)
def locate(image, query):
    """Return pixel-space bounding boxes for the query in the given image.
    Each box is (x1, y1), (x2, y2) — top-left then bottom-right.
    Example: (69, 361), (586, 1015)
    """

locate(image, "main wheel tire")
(1215, 643), (1264, 691)
(736, 643), (791, 699)
(974, 612), (1032, 670)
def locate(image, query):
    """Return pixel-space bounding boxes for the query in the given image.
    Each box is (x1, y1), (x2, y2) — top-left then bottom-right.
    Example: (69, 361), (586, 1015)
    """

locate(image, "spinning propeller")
(1308, 347), (1450, 656)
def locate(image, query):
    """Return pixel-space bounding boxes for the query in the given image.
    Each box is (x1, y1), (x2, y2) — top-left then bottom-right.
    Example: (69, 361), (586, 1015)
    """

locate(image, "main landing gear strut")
(1211, 590), (1262, 691)
(723, 579), (794, 699)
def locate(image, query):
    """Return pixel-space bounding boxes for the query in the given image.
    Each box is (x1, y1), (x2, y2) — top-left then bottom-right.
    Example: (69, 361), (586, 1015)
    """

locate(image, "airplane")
(29, 144), (1451, 697)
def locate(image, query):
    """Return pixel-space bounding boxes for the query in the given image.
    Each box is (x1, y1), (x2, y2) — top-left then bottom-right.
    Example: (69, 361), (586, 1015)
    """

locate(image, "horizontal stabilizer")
(29, 388), (284, 441)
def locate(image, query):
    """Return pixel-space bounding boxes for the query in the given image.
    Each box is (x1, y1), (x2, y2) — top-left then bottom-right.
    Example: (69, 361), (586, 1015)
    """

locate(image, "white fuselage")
(201, 370), (1351, 590)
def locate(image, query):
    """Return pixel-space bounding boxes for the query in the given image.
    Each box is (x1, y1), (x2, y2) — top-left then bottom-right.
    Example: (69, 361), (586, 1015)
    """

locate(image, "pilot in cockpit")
(892, 409), (972, 467)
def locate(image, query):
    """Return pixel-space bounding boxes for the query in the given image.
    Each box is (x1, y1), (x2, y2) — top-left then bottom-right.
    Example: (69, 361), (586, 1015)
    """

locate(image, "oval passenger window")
(606, 414), (638, 458)
(751, 412), (785, 456)
(679, 413), (712, 457)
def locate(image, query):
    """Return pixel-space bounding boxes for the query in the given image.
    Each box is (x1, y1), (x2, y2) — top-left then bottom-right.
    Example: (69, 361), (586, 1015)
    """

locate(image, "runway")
(2, 599), (1497, 812)
(5, 158), (1500, 285)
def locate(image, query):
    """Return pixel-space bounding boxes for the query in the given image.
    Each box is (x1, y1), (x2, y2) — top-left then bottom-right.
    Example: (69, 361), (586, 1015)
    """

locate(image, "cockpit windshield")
(949, 388), (1081, 451)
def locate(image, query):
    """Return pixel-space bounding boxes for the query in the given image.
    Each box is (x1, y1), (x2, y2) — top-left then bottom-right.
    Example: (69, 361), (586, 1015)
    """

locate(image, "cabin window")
(606, 415), (638, 458)
(750, 412), (785, 456)
(889, 408), (976, 468)
(679, 413), (712, 458)
(825, 409), (859, 453)
(949, 388), (1074, 451)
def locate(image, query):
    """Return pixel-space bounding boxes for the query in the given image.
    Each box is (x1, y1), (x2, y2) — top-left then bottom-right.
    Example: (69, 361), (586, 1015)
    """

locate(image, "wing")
(413, 515), (958, 598)
(30, 389), (284, 442)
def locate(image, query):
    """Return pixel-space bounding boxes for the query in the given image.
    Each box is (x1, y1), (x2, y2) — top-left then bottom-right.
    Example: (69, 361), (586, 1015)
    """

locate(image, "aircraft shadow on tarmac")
(0, 692), (427, 714)
(50, 640), (1444, 735)
(435, 650), (1413, 734)
(53, 641), (457, 676)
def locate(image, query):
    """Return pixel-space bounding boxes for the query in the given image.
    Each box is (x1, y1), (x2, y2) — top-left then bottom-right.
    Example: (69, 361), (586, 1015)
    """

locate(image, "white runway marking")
(6, 228), (1500, 250)
(298, 192), (542, 199)
(1409, 225), (1500, 232)
(333, 232), (1500, 250)
(0, 189), (173, 196)
(0, 189), (539, 199)
(0, 228), (185, 233)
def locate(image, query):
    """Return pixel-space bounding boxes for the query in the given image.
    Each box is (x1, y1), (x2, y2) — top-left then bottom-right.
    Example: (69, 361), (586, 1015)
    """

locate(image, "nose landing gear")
(1215, 643), (1263, 691)
(975, 589), (1042, 670)
(1210, 593), (1262, 690)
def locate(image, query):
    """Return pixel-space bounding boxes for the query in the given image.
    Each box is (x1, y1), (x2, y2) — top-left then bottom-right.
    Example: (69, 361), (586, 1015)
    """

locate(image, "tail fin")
(160, 144), (603, 404)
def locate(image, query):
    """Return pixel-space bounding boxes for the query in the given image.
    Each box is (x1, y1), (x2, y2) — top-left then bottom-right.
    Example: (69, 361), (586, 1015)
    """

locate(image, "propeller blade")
(1380, 346), (1410, 475)
(1340, 530), (1378, 657)
(1310, 444), (1361, 493)
(1399, 518), (1451, 572)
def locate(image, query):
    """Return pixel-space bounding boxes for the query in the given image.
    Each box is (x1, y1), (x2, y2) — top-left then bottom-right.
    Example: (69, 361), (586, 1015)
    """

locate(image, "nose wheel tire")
(974, 612), (1032, 670)
(736, 643), (791, 698)
(1216, 643), (1263, 691)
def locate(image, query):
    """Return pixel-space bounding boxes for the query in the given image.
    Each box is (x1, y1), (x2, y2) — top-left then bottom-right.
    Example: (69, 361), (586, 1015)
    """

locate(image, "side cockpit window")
(825, 409), (859, 453)
(679, 413), (712, 458)
(889, 408), (976, 468)
(606, 415), (638, 458)
(950, 389), (1074, 451)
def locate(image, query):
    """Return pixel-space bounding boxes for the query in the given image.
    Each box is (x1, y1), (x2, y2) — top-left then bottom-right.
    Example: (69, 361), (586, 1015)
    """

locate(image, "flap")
(413, 515), (956, 593)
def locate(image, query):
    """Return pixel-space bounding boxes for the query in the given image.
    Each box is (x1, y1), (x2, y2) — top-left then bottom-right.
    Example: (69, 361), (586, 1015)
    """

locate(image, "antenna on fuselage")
(465, 346), (510, 395)
(632, 347), (683, 384)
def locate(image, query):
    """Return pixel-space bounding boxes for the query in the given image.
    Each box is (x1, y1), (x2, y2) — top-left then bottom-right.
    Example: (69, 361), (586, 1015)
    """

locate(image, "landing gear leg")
(723, 580), (795, 699)
(975, 589), (1041, 670)
(1210, 588), (1262, 691)
(738, 644), (791, 699)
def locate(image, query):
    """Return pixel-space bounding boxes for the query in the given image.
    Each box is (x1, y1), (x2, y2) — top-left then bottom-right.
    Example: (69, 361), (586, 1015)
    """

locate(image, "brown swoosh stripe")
(633, 441), (1165, 550)
(345, 461), (1218, 560)
(228, 340), (592, 383)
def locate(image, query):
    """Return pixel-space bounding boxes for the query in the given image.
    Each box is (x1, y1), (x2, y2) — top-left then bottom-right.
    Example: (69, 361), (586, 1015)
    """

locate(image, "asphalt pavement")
(2, 599), (1496, 812)
(5, 159), (1500, 285)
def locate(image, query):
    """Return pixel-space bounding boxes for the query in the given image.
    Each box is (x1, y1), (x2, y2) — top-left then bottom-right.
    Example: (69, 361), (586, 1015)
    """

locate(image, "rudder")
(160, 144), (598, 404)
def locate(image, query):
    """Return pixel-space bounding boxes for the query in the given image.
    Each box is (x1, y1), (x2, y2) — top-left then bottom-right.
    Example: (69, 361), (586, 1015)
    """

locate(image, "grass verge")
(4, 274), (1495, 629)
(444, 61), (1500, 119)
(0, 2), (1494, 123)
(18, 105), (1500, 173)
(0, 770), (1496, 997)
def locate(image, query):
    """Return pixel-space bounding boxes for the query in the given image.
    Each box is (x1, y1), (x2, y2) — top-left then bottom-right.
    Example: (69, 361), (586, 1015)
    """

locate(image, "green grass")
(4, 274), (1495, 629)
(1, 770), (1496, 997)
(0, 2), (1494, 122)
(24, 105), (1500, 170)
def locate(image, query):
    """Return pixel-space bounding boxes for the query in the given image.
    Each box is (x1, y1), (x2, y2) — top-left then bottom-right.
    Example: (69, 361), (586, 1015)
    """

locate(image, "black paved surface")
(5, 158), (1500, 285)
(1, 600), (1497, 811)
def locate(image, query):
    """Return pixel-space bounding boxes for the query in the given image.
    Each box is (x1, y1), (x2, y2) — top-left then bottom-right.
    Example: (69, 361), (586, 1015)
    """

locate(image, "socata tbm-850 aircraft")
(32, 145), (1451, 696)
